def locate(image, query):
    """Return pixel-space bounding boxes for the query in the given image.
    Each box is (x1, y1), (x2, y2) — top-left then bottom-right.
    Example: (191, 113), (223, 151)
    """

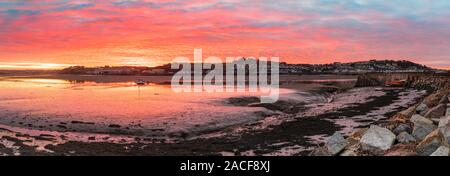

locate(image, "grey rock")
(438, 116), (450, 128)
(441, 128), (450, 146)
(411, 114), (433, 125)
(325, 132), (348, 155)
(424, 104), (446, 119)
(417, 130), (442, 156)
(360, 125), (396, 155)
(430, 146), (449, 156)
(439, 95), (449, 104)
(418, 141), (441, 156)
(438, 116), (450, 145)
(411, 114), (437, 140)
(416, 103), (429, 116)
(393, 123), (412, 135)
(396, 132), (416, 144)
(412, 122), (437, 140)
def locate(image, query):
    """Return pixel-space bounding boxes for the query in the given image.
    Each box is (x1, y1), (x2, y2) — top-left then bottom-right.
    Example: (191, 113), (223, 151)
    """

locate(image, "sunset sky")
(0, 0), (449, 69)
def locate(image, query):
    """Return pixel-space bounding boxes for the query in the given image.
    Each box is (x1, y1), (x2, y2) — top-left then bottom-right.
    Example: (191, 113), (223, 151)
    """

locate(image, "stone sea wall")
(312, 73), (450, 156)
(355, 72), (449, 90)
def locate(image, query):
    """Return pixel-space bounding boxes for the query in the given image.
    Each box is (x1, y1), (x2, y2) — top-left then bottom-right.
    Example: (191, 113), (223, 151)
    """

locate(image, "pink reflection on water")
(0, 77), (292, 134)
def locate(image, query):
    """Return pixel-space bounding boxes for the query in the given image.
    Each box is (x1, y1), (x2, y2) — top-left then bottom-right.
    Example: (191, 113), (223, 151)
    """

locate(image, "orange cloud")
(0, 0), (449, 69)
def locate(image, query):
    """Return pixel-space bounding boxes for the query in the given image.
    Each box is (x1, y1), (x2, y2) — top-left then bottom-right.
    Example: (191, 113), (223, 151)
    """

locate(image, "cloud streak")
(0, 0), (449, 69)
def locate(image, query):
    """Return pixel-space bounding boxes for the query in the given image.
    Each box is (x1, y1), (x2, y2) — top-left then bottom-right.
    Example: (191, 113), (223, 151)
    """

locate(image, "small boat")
(135, 79), (146, 85)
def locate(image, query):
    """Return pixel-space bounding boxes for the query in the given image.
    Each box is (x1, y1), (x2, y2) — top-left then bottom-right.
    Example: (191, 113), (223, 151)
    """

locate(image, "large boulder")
(411, 114), (433, 125)
(423, 91), (446, 108)
(411, 115), (437, 140)
(416, 130), (443, 156)
(424, 104), (447, 119)
(360, 125), (396, 155)
(396, 132), (416, 144)
(438, 116), (450, 145)
(430, 146), (449, 156)
(325, 132), (349, 155)
(413, 123), (437, 141)
(416, 103), (429, 116)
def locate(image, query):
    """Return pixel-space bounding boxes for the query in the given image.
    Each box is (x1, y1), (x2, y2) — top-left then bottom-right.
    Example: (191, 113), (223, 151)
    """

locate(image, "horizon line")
(0, 59), (448, 71)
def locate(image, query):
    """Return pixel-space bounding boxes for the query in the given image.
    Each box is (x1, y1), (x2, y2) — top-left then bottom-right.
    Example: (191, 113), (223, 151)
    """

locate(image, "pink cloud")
(0, 0), (449, 69)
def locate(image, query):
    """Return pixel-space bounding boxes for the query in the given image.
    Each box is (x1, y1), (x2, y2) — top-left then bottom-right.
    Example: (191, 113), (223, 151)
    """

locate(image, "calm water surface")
(0, 76), (295, 133)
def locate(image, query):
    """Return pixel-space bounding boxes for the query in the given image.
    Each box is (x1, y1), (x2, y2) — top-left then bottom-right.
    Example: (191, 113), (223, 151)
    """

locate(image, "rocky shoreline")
(311, 74), (450, 156)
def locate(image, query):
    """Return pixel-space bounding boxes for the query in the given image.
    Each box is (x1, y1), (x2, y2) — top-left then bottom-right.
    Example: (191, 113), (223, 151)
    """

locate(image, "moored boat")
(135, 79), (146, 85)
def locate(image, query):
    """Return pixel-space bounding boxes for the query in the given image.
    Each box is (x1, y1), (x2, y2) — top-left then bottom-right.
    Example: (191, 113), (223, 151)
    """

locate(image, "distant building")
(84, 67), (140, 75)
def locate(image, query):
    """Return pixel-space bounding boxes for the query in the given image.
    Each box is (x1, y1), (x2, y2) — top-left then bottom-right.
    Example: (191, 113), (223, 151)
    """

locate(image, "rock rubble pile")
(312, 87), (450, 156)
